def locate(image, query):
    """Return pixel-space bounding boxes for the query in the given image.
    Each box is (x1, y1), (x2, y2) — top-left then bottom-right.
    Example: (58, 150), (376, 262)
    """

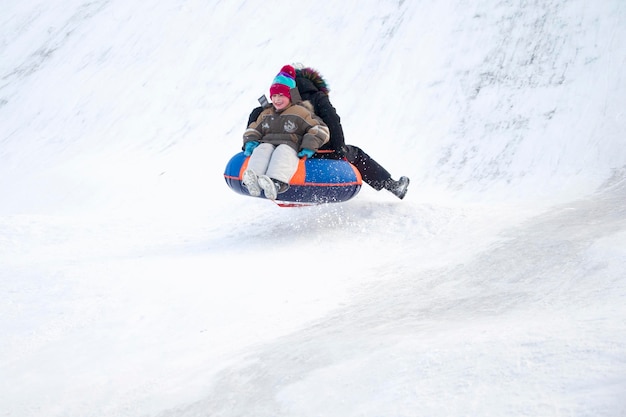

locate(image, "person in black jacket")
(248, 66), (410, 199)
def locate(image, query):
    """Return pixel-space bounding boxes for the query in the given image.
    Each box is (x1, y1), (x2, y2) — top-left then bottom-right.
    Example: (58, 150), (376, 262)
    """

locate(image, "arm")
(242, 108), (265, 150)
(300, 112), (330, 152)
(247, 106), (263, 126)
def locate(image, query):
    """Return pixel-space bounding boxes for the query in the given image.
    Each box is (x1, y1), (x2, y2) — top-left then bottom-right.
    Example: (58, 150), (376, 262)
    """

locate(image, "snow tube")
(224, 152), (362, 206)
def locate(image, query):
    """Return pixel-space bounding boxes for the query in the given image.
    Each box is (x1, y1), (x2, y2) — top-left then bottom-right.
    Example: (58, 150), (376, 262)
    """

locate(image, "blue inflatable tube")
(224, 152), (362, 206)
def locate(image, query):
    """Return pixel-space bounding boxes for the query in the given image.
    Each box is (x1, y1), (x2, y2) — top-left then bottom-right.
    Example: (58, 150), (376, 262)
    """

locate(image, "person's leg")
(260, 144), (299, 200)
(344, 145), (410, 199)
(243, 143), (274, 196)
(265, 144), (299, 184)
(344, 145), (392, 190)
(246, 143), (274, 174)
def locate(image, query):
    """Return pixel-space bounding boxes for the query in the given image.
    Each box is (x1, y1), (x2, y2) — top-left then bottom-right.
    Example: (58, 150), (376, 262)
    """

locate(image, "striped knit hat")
(269, 65), (296, 99)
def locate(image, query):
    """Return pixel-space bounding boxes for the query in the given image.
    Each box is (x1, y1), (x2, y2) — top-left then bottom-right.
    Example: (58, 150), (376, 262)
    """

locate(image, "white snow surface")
(1, 1), (625, 416)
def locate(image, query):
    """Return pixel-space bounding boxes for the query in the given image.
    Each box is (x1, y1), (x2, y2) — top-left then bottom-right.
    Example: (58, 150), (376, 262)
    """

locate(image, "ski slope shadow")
(159, 179), (626, 416)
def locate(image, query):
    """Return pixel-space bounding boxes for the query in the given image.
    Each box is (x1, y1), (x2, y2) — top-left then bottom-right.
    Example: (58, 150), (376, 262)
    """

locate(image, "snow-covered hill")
(1, 1), (625, 416)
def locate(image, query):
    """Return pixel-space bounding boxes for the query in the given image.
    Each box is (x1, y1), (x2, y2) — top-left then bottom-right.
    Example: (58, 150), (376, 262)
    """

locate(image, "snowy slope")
(1, 1), (625, 416)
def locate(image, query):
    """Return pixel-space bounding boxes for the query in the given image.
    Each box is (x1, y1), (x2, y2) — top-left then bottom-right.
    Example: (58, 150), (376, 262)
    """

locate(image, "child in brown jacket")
(242, 65), (329, 200)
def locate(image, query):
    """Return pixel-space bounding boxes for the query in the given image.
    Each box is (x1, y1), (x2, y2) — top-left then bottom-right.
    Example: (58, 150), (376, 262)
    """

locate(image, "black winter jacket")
(295, 72), (346, 155)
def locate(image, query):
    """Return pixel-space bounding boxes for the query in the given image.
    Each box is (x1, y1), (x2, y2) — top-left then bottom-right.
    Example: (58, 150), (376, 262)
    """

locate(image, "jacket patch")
(283, 120), (297, 133)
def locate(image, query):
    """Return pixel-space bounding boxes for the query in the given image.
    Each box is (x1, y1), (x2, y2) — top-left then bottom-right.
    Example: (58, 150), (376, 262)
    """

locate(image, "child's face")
(271, 93), (290, 111)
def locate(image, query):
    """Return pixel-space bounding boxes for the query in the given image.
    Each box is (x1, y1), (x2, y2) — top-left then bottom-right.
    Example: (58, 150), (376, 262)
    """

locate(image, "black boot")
(384, 176), (410, 199)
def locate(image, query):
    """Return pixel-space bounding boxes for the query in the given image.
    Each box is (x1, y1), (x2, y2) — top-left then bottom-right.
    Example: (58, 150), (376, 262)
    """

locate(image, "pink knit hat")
(269, 65), (296, 99)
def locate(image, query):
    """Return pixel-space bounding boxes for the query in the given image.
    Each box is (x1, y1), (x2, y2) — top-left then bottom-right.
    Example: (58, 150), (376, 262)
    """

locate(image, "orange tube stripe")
(289, 159), (307, 184)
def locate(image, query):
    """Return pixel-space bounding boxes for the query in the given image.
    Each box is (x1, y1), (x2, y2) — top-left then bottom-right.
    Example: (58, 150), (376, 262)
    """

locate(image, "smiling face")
(271, 93), (291, 111)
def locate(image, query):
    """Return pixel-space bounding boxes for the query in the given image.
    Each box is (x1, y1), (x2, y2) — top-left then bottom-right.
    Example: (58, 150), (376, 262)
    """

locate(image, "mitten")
(298, 148), (315, 159)
(244, 141), (259, 156)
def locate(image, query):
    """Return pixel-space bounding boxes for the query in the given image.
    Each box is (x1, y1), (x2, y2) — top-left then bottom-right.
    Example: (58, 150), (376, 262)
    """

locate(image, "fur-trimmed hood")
(295, 67), (330, 96)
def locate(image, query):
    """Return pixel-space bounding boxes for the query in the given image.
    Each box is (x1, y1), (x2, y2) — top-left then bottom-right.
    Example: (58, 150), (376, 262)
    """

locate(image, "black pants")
(343, 145), (392, 191)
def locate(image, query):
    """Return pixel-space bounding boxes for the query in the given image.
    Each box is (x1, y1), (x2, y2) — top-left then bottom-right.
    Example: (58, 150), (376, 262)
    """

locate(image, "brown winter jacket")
(243, 103), (329, 152)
